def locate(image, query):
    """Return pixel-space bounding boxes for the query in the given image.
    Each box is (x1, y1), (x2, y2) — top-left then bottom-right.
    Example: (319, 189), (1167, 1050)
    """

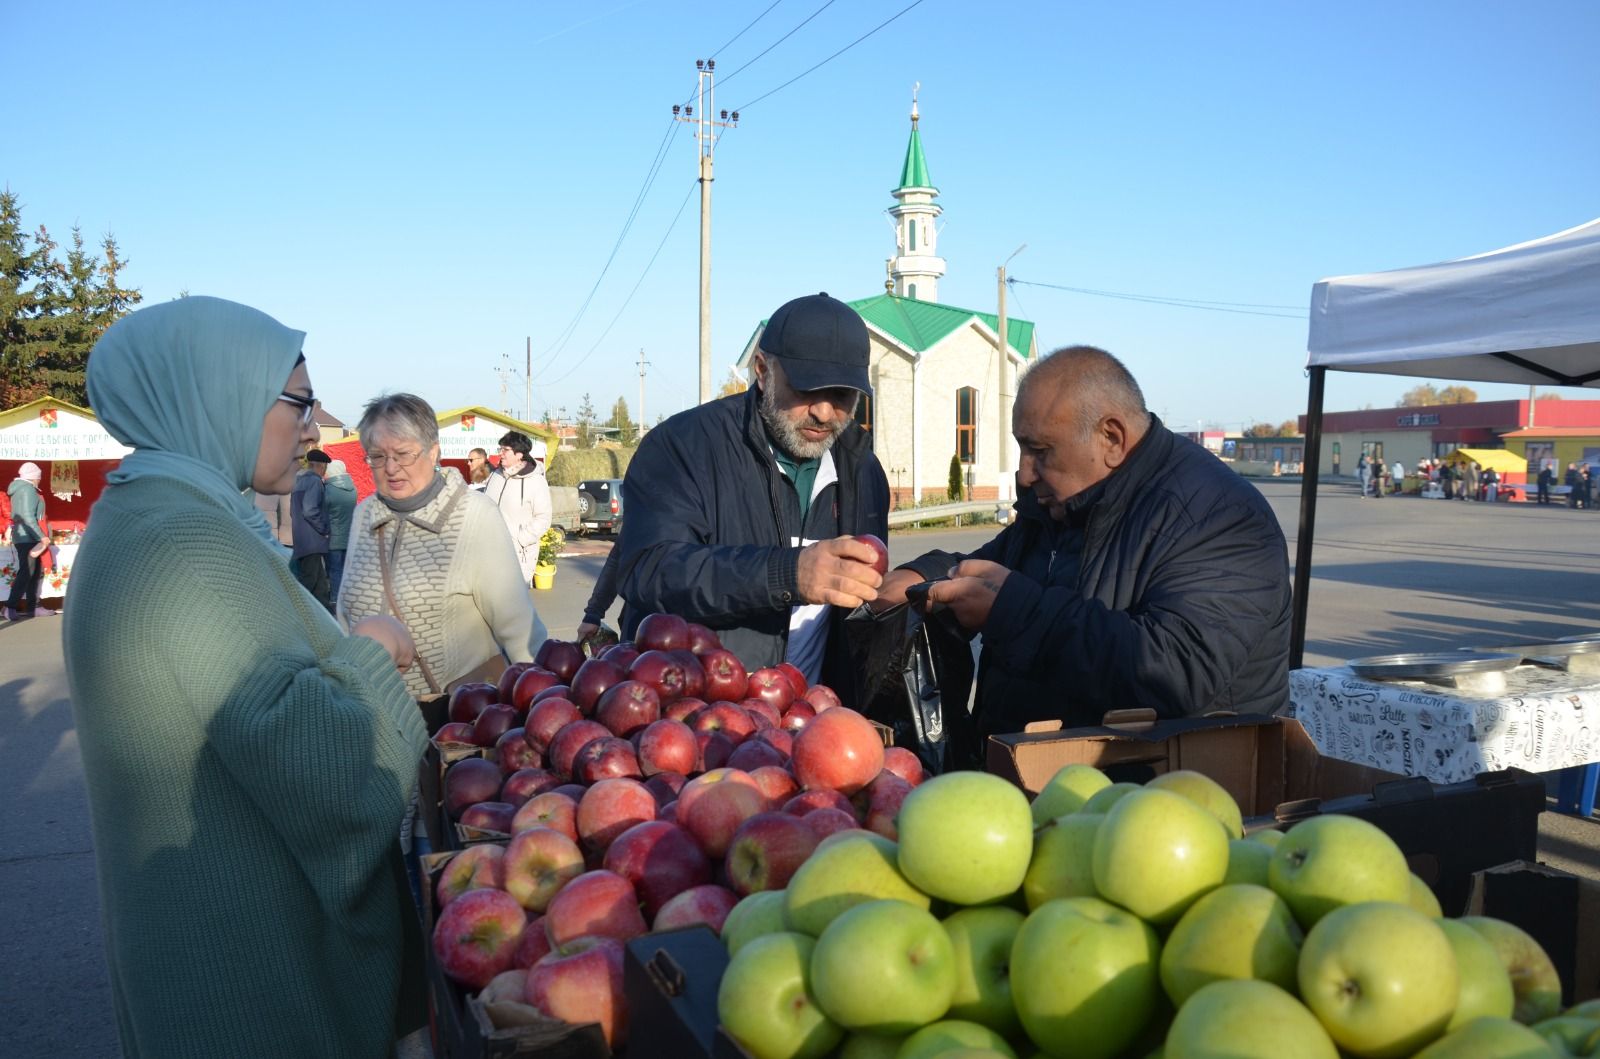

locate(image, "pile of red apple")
(425, 611), (924, 1049)
(710, 764), (1581, 1059)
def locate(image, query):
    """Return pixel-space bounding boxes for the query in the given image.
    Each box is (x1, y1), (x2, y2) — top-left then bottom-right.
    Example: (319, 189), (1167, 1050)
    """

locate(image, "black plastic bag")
(843, 602), (980, 775)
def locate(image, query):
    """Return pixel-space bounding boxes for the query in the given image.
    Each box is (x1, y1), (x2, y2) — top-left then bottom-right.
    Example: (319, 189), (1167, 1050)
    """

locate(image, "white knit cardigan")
(337, 469), (546, 696)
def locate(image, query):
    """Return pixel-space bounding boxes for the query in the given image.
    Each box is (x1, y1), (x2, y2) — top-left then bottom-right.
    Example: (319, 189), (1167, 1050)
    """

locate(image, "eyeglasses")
(278, 391), (319, 429)
(365, 448), (426, 469)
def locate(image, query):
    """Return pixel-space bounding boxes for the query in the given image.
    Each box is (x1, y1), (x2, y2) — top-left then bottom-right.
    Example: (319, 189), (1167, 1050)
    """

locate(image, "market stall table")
(1, 541), (77, 602)
(1290, 663), (1600, 815)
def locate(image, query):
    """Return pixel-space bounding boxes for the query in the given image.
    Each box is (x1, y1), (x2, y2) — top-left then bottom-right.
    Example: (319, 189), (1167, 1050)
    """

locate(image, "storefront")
(1497, 426), (1600, 478)
(1306, 398), (1600, 477)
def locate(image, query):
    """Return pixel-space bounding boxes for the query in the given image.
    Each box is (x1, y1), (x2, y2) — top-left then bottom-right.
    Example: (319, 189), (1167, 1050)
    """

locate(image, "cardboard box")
(1468, 860), (1600, 1005)
(418, 850), (610, 1058)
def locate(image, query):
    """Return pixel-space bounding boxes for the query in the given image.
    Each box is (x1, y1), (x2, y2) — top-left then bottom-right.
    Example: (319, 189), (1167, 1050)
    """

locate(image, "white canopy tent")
(1291, 218), (1600, 666)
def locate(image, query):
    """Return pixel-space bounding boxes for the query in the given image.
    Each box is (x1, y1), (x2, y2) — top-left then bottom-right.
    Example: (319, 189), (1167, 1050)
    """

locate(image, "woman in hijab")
(63, 297), (430, 1058)
(5, 460), (46, 619)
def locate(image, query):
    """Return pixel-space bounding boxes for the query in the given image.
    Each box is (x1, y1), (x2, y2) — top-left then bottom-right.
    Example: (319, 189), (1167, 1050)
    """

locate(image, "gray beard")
(759, 383), (849, 460)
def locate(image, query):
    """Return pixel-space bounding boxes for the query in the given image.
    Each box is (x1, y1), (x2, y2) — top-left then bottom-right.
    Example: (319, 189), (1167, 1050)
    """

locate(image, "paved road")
(2, 480), (1596, 1056)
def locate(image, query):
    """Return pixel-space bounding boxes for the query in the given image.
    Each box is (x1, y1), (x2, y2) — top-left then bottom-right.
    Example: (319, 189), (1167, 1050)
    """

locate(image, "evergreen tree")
(0, 190), (45, 406)
(575, 393), (597, 450)
(607, 396), (637, 445)
(948, 454), (964, 502)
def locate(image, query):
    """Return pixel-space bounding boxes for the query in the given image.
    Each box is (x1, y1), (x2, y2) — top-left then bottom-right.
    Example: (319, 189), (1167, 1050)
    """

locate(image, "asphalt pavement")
(1, 480), (1596, 1056)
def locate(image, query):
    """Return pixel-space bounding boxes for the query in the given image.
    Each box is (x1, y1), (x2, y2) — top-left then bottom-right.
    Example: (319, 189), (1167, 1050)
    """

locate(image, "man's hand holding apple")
(796, 537), (883, 609)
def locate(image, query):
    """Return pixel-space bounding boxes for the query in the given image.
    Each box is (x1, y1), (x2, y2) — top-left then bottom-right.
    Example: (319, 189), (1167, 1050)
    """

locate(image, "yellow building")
(1499, 427), (1600, 476)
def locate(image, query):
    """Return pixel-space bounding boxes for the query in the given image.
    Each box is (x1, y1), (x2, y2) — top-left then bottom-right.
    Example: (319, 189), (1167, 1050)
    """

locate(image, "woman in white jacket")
(484, 430), (552, 585)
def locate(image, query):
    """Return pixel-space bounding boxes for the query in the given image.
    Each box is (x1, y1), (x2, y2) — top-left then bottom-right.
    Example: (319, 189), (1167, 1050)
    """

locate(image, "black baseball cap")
(758, 292), (872, 395)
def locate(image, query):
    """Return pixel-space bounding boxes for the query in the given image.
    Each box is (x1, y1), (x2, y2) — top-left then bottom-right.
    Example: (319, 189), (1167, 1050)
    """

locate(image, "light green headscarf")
(88, 296), (307, 556)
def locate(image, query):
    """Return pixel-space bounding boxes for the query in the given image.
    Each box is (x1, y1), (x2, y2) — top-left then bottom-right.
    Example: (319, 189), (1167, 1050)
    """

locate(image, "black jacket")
(618, 388), (890, 686)
(905, 418), (1291, 734)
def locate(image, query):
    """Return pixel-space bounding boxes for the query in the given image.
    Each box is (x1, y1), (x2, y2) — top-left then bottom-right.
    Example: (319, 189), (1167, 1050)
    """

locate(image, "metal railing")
(886, 500), (1012, 528)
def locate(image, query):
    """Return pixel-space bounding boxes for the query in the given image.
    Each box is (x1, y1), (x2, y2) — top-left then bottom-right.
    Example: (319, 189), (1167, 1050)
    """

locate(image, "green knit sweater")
(63, 476), (431, 1058)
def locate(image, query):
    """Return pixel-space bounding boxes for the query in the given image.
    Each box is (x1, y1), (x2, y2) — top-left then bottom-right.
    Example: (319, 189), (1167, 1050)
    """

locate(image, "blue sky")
(9, 0), (1598, 432)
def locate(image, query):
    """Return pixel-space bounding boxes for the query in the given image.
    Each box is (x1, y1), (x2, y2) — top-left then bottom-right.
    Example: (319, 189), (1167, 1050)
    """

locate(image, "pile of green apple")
(715, 765), (1589, 1059)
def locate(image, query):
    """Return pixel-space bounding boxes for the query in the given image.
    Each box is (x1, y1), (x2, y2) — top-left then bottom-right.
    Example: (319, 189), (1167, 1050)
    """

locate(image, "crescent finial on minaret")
(911, 81), (920, 127)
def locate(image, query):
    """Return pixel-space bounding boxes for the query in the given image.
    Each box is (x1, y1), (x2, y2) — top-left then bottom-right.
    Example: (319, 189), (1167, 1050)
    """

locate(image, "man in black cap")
(616, 293), (890, 686)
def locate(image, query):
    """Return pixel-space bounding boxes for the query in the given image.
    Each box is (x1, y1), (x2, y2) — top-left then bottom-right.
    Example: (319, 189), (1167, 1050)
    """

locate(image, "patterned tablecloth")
(0, 543), (77, 601)
(1290, 664), (1600, 783)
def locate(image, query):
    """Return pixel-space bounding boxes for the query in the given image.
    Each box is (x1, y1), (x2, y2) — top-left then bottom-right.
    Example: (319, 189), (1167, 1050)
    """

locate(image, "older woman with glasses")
(338, 393), (546, 697)
(63, 297), (430, 1057)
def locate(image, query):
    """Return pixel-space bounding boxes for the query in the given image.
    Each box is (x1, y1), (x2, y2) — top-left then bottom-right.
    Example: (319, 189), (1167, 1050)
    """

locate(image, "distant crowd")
(1355, 453), (1595, 507)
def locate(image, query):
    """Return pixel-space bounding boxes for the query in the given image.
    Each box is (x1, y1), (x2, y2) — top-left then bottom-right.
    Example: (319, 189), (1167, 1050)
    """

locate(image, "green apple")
(810, 899), (956, 1033)
(1298, 901), (1458, 1057)
(941, 905), (1025, 1037)
(1081, 781), (1141, 815)
(1247, 828), (1285, 848)
(897, 771), (1034, 906)
(1164, 979), (1338, 1059)
(897, 1020), (1017, 1059)
(785, 832), (930, 937)
(1159, 883), (1303, 1007)
(1568, 1001), (1600, 1021)
(1092, 787), (1229, 925)
(1029, 764), (1111, 825)
(1459, 916), (1563, 1025)
(1267, 815), (1410, 929)
(1436, 919), (1514, 1030)
(1531, 1016), (1600, 1055)
(1146, 769), (1244, 839)
(1010, 896), (1161, 1059)
(1022, 813), (1104, 909)
(1222, 839), (1272, 887)
(1409, 1016), (1553, 1058)
(717, 932), (842, 1059)
(1409, 873), (1444, 918)
(837, 1032), (907, 1059)
(724, 890), (790, 956)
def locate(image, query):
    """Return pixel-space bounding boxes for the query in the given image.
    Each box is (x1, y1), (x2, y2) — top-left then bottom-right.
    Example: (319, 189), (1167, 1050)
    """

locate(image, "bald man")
(878, 345), (1291, 734)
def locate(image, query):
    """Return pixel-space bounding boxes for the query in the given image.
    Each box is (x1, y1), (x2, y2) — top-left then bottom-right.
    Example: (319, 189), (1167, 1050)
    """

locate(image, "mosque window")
(908, 283), (918, 300)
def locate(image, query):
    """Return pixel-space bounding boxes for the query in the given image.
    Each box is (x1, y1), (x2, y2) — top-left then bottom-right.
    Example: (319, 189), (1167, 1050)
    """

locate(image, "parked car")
(577, 479), (624, 536)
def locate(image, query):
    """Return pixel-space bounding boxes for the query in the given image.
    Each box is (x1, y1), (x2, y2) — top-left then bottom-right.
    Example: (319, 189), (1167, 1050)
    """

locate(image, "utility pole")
(637, 348), (651, 438)
(496, 352), (515, 417)
(996, 244), (1026, 502)
(674, 61), (737, 405)
(526, 337), (532, 423)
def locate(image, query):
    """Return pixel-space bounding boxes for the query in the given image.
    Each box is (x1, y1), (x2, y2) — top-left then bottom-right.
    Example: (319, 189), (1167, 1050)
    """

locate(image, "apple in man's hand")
(855, 534), (889, 576)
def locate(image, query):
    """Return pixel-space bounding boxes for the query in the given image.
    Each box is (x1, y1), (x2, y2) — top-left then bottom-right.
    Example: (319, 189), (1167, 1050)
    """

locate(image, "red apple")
(683, 779), (767, 858)
(471, 704), (517, 748)
(643, 771), (687, 806)
(695, 730), (734, 772)
(511, 791), (579, 842)
(432, 887), (527, 990)
(743, 698), (782, 729)
(547, 719), (611, 780)
(460, 801), (515, 834)
(664, 696), (704, 723)
(790, 706), (884, 796)
(857, 771), (913, 840)
(551, 783), (589, 802)
(601, 641), (640, 668)
(446, 757), (503, 819)
(699, 648), (749, 702)
(776, 662), (809, 698)
(637, 719), (699, 777)
(435, 721), (477, 746)
(525, 934), (627, 1048)
(503, 825), (586, 912)
(524, 697), (581, 754)
(685, 623), (722, 655)
(496, 728), (542, 774)
(510, 666), (562, 711)
(535, 639), (586, 684)
(802, 807), (861, 840)
(677, 767), (763, 821)
(511, 916), (552, 969)
(635, 612), (690, 652)
(727, 739), (787, 773)
(629, 650), (688, 705)
(449, 682), (499, 724)
(569, 658), (628, 713)
(603, 819), (713, 917)
(748, 764), (799, 808)
(653, 884), (738, 934)
(805, 684), (843, 712)
(496, 661), (534, 706)
(532, 684), (572, 705)
(881, 746), (926, 786)
(435, 844), (506, 909)
(753, 728), (793, 757)
(780, 702), (815, 732)
(782, 788), (857, 818)
(690, 701), (756, 743)
(543, 869), (647, 946)
(576, 778), (658, 859)
(745, 668), (796, 713)
(669, 649), (707, 700)
(594, 680), (661, 737)
(725, 811), (823, 896)
(574, 736), (643, 784)
(501, 767), (561, 807)
(856, 533), (889, 576)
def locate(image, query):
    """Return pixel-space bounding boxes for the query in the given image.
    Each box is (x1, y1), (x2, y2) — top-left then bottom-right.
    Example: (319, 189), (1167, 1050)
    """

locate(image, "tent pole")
(1290, 367), (1326, 671)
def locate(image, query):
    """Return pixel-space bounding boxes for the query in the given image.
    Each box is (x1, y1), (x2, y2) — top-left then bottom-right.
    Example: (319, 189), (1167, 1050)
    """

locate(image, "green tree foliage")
(607, 396), (637, 445)
(947, 453), (964, 502)
(0, 190), (142, 408)
(575, 393), (597, 450)
(1276, 419), (1302, 437)
(1398, 383), (1478, 407)
(719, 365), (748, 397)
(1243, 422), (1282, 437)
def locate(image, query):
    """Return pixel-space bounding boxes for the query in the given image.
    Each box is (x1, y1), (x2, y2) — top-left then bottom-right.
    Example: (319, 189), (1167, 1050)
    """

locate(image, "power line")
(729, 0), (930, 112)
(1008, 278), (1308, 319)
(708, 0), (787, 60)
(715, 0), (838, 92)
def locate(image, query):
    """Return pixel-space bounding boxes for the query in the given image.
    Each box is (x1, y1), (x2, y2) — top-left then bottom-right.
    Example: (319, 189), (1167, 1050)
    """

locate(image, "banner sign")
(0, 405), (131, 461)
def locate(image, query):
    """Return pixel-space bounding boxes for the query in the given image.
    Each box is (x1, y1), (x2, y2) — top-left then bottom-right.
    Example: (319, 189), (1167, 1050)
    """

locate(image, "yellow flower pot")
(533, 564), (556, 591)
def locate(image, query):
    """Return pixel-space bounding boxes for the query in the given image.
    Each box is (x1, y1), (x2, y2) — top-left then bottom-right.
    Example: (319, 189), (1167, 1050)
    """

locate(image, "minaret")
(886, 85), (945, 302)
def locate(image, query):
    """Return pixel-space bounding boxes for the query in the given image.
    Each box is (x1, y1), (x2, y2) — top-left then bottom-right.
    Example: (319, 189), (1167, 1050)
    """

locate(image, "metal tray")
(1348, 652), (1523, 682)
